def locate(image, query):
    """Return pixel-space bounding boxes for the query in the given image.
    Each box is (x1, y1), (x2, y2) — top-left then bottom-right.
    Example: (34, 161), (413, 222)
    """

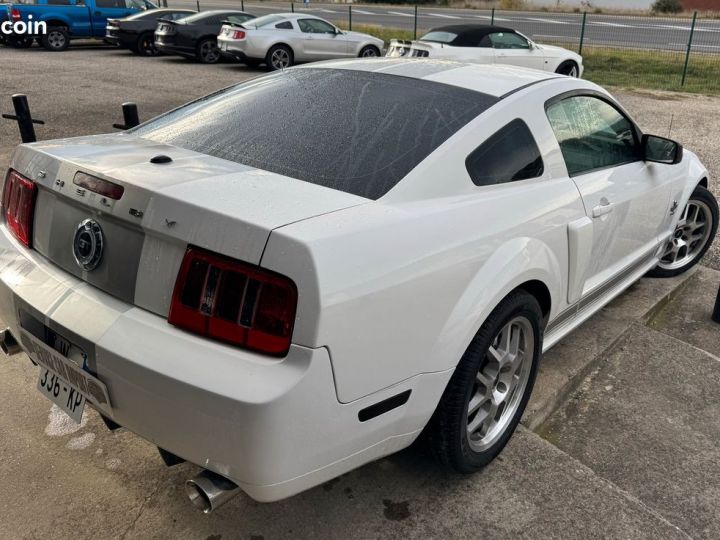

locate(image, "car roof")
(302, 59), (575, 98)
(427, 24), (516, 36)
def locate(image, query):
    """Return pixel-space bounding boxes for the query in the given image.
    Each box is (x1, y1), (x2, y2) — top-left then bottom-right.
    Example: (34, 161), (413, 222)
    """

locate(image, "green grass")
(343, 24), (720, 96)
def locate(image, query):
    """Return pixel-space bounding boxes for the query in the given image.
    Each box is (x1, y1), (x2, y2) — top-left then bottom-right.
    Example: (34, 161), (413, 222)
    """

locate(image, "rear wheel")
(41, 27), (70, 51)
(358, 45), (380, 58)
(196, 38), (221, 64)
(648, 185), (718, 278)
(265, 44), (293, 71)
(426, 290), (542, 472)
(135, 32), (158, 56)
(555, 60), (579, 77)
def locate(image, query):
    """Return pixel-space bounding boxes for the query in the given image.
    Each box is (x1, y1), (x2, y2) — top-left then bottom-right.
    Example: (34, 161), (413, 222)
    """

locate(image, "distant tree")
(499, 0), (526, 9)
(651, 0), (683, 13)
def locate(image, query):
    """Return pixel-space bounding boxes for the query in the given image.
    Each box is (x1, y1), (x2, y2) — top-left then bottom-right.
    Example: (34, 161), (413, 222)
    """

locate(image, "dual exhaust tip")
(2, 325), (237, 514)
(0, 328), (21, 356)
(186, 469), (241, 514)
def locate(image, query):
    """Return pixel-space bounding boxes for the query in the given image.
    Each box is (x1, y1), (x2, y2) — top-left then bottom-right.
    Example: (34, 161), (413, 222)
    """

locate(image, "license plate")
(37, 367), (86, 423)
(20, 328), (112, 421)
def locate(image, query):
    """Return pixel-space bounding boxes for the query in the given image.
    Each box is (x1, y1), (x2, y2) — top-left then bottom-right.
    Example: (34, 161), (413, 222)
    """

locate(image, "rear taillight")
(2, 170), (37, 247)
(10, 9), (20, 22)
(231, 30), (245, 39)
(168, 247), (298, 357)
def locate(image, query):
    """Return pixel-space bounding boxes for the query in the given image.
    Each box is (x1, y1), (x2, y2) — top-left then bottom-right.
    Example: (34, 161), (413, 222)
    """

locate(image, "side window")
(489, 32), (529, 49)
(546, 95), (641, 177)
(96, 0), (124, 7)
(299, 18), (335, 34)
(465, 119), (544, 186)
(275, 21), (293, 29)
(477, 35), (492, 48)
(298, 19), (313, 33)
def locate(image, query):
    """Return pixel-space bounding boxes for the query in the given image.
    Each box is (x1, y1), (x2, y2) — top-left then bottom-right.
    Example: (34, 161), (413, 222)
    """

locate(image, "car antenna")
(667, 113), (674, 138)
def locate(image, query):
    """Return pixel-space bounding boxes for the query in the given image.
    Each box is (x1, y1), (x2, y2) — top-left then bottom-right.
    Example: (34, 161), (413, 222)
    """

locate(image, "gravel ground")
(0, 44), (718, 272)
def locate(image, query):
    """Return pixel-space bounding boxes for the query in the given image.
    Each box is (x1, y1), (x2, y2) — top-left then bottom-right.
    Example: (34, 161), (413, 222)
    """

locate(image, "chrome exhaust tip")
(186, 470), (241, 514)
(0, 328), (21, 356)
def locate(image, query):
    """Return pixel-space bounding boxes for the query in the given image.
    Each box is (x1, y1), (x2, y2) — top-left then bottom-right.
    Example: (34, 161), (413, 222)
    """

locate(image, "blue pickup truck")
(3, 0), (156, 51)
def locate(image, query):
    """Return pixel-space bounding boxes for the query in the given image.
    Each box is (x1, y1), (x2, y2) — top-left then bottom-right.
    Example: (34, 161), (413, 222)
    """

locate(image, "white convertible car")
(387, 24), (584, 77)
(0, 60), (716, 511)
(217, 13), (384, 70)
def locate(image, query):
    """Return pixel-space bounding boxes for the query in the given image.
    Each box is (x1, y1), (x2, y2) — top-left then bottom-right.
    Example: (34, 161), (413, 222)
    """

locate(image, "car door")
(447, 34), (494, 63)
(489, 31), (545, 71)
(297, 18), (348, 58)
(91, 0), (136, 36)
(545, 94), (675, 296)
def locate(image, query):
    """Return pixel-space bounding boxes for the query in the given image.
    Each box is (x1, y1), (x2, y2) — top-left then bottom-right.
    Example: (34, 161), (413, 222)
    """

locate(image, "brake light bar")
(2, 170), (37, 247)
(168, 247), (298, 357)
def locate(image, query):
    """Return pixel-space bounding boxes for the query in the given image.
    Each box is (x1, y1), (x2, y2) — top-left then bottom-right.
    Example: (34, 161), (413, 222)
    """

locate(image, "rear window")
(179, 11), (231, 24)
(419, 31), (457, 44)
(244, 14), (285, 28)
(132, 69), (497, 200)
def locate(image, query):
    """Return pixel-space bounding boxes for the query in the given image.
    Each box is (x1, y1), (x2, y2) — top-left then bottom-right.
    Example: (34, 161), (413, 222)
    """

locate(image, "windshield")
(243, 14), (286, 28)
(131, 69), (497, 200)
(419, 31), (457, 44)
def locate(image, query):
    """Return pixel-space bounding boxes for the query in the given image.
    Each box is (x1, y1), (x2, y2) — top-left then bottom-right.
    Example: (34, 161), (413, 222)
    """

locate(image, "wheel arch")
(41, 18), (70, 31)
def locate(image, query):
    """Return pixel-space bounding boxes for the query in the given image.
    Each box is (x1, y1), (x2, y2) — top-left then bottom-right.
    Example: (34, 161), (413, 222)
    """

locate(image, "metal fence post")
(291, 2), (294, 13)
(578, 11), (587, 55)
(491, 8), (495, 25)
(414, 5), (417, 39)
(681, 11), (698, 87)
(349, 5), (352, 31)
(713, 283), (720, 323)
(196, 0), (199, 11)
(1, 94), (44, 143)
(241, 0), (244, 10)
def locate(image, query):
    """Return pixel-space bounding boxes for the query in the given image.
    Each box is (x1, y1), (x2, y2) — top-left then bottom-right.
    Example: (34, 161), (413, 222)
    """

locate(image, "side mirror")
(643, 134), (683, 165)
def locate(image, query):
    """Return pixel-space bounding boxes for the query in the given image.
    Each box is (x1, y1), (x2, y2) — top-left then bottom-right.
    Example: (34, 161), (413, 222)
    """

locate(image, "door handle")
(592, 198), (614, 218)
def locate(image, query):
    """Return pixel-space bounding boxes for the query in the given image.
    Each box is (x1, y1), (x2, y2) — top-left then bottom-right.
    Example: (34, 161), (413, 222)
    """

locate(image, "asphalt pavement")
(165, 1), (720, 51)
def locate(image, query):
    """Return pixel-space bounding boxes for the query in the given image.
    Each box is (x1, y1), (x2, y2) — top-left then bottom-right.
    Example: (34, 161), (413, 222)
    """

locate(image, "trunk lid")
(9, 133), (367, 315)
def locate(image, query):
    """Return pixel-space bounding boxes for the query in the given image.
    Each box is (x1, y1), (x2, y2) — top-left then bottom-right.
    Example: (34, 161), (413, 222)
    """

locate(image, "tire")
(41, 27), (69, 51)
(358, 45), (380, 58)
(265, 44), (293, 71)
(7, 36), (34, 49)
(426, 290), (543, 473)
(647, 184), (718, 278)
(196, 37), (221, 64)
(134, 32), (158, 56)
(555, 60), (579, 77)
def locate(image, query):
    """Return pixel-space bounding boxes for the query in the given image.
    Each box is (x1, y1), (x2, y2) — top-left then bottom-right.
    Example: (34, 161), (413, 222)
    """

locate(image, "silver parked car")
(217, 13), (384, 70)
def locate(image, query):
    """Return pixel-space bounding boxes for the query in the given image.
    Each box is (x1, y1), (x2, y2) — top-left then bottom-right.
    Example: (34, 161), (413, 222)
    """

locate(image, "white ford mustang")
(0, 60), (716, 511)
(217, 13), (384, 70)
(387, 24), (584, 77)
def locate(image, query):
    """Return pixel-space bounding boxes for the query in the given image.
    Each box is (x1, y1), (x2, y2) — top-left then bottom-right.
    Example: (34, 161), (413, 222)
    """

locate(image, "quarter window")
(275, 21), (293, 29)
(546, 95), (641, 176)
(488, 32), (529, 49)
(465, 119), (544, 186)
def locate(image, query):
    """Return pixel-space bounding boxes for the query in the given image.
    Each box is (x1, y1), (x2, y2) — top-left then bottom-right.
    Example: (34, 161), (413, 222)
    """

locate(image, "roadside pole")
(349, 5), (352, 31)
(578, 11), (587, 55)
(681, 11), (697, 87)
(491, 8), (495, 25)
(291, 2), (294, 13)
(413, 5), (417, 39)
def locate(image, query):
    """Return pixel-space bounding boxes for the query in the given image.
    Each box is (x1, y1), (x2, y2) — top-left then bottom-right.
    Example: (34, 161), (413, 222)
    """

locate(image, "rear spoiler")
(221, 19), (247, 28)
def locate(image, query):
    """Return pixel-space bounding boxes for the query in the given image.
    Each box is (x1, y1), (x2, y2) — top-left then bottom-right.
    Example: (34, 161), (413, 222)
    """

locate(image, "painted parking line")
(427, 13), (461, 19)
(387, 11), (414, 17)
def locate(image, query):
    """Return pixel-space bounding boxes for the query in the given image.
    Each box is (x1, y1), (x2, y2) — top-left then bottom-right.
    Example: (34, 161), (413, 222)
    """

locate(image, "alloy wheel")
(270, 48), (291, 69)
(466, 316), (534, 453)
(200, 41), (219, 63)
(361, 47), (379, 57)
(658, 200), (712, 270)
(48, 31), (65, 49)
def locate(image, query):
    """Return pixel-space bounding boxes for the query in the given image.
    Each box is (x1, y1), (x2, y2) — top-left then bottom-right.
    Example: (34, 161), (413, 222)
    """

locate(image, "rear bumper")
(0, 224), (449, 501)
(217, 37), (262, 61)
(154, 39), (193, 57)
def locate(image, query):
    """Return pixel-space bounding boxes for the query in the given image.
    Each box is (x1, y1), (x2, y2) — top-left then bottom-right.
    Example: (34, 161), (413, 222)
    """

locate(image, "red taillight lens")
(10, 9), (20, 21)
(231, 30), (245, 39)
(2, 170), (37, 247)
(168, 247), (298, 357)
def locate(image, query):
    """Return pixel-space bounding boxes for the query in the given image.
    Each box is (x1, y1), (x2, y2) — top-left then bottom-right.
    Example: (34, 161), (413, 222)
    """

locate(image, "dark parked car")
(106, 8), (194, 55)
(154, 10), (254, 63)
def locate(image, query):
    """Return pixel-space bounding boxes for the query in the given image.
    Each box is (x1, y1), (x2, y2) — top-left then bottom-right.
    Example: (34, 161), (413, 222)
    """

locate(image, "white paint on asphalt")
(66, 432), (96, 450)
(524, 17), (570, 25)
(351, 9), (375, 15)
(590, 21), (635, 28)
(45, 404), (87, 436)
(388, 11), (413, 17)
(428, 13), (461, 19)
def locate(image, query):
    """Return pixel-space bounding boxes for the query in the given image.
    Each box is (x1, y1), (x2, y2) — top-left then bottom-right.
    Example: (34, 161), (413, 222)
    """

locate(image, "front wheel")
(196, 38), (221, 64)
(426, 290), (543, 472)
(358, 45), (380, 58)
(555, 60), (579, 77)
(648, 184), (718, 278)
(41, 27), (70, 51)
(265, 44), (293, 71)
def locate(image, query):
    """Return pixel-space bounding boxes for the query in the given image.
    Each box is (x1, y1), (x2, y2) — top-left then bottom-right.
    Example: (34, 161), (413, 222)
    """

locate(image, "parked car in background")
(3, 0), (156, 51)
(387, 24), (583, 77)
(106, 7), (193, 55)
(1, 59), (715, 510)
(217, 13), (383, 70)
(154, 9), (254, 63)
